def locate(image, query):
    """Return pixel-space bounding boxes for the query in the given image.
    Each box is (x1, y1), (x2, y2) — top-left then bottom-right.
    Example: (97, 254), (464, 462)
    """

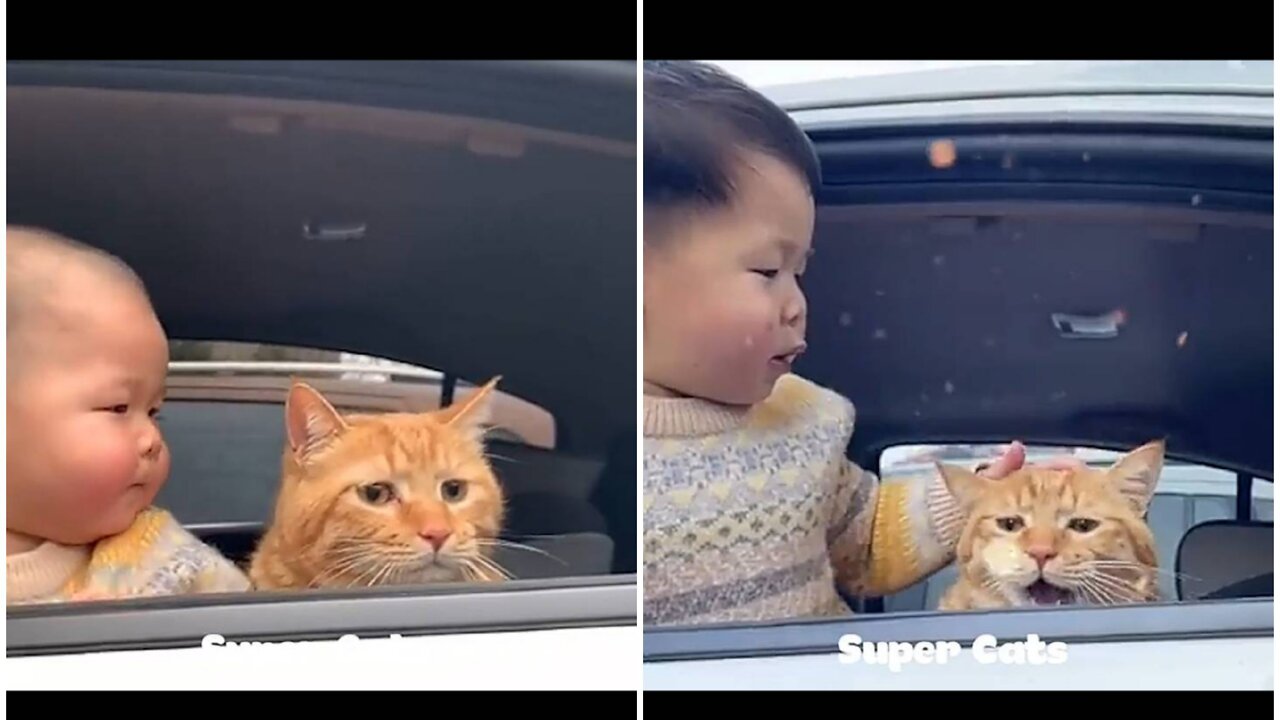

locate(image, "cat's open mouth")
(1024, 579), (1074, 606)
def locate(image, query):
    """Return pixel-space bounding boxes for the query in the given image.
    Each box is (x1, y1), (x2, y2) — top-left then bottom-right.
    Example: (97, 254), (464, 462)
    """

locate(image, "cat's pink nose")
(419, 529), (452, 551)
(1027, 545), (1057, 568)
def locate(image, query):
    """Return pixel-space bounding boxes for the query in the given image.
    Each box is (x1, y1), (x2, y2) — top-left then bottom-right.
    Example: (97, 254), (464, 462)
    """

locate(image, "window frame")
(8, 574), (637, 657)
(642, 439), (1273, 659)
(642, 596), (1272, 664)
(164, 340), (559, 451)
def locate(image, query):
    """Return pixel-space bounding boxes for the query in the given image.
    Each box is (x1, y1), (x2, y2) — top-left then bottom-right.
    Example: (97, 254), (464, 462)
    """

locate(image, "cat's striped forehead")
(987, 467), (1120, 513)
(312, 413), (492, 480)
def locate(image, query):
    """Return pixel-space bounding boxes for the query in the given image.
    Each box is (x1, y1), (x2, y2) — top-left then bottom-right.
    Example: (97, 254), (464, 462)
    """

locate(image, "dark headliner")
(7, 61), (637, 456)
(800, 200), (1272, 477)
(791, 112), (1272, 479)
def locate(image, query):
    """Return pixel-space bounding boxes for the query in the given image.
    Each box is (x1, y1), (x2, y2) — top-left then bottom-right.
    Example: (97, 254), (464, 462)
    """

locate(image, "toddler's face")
(644, 151), (815, 405)
(7, 283), (171, 547)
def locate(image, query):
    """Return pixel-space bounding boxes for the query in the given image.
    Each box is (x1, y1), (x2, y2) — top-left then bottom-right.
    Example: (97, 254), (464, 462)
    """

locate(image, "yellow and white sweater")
(643, 374), (965, 626)
(7, 507), (251, 605)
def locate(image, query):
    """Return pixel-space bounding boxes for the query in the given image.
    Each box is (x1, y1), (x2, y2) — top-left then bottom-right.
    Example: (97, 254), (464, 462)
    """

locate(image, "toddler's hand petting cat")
(975, 440), (1027, 479)
(974, 440), (1086, 479)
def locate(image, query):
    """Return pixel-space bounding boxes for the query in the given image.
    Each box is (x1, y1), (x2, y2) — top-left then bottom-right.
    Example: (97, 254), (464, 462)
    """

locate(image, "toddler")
(7, 226), (250, 604)
(642, 61), (1030, 625)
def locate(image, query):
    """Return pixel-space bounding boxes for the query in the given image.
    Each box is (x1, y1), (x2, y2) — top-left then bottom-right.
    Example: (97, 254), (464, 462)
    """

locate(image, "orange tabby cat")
(935, 440), (1164, 611)
(248, 377), (509, 590)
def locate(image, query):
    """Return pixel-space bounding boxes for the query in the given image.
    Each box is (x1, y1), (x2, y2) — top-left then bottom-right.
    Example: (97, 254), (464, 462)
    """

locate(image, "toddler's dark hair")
(644, 60), (821, 232)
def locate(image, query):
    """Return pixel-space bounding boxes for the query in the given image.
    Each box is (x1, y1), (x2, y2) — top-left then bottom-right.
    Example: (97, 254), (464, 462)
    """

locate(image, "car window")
(156, 340), (579, 531)
(7, 61), (638, 665)
(875, 443), (1272, 614)
(167, 339), (557, 448)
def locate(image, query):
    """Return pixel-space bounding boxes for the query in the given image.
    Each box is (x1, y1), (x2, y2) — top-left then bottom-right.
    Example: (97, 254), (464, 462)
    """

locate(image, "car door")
(7, 60), (639, 688)
(643, 60), (1274, 691)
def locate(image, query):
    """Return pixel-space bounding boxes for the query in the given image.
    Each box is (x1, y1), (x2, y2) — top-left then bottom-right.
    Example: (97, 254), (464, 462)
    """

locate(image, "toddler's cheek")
(71, 445), (142, 505)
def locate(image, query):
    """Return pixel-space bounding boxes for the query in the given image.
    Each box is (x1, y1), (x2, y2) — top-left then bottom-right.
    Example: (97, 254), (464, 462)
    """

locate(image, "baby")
(641, 61), (1034, 626)
(7, 226), (250, 604)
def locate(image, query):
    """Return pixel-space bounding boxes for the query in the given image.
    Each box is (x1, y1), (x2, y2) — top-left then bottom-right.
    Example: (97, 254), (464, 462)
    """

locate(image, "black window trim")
(8, 574), (636, 657)
(642, 597), (1272, 663)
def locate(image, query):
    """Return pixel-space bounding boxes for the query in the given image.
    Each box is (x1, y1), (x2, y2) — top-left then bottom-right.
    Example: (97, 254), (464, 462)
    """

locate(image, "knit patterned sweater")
(643, 374), (965, 626)
(7, 506), (251, 605)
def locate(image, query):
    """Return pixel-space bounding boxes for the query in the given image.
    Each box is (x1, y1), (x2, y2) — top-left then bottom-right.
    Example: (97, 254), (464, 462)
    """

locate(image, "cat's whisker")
(1084, 560), (1198, 583)
(1076, 580), (1111, 606)
(311, 554), (380, 588)
(475, 560), (504, 582)
(470, 558), (511, 581)
(1080, 572), (1145, 603)
(1075, 578), (1118, 606)
(474, 539), (569, 566)
(459, 558), (496, 582)
(468, 553), (514, 580)
(363, 563), (390, 588)
(347, 557), (397, 589)
(457, 562), (480, 583)
(376, 560), (409, 587)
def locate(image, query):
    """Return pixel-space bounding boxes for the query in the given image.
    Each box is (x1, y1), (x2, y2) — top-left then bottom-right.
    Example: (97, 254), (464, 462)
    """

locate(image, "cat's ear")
(1104, 440), (1165, 515)
(285, 381), (349, 464)
(935, 462), (992, 509)
(434, 376), (501, 439)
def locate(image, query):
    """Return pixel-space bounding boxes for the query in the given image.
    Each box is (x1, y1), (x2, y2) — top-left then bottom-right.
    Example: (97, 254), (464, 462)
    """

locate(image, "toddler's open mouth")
(770, 343), (807, 368)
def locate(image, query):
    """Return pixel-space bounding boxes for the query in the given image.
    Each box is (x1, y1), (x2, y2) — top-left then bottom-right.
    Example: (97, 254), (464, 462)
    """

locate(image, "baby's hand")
(975, 441), (1027, 479)
(975, 440), (1086, 479)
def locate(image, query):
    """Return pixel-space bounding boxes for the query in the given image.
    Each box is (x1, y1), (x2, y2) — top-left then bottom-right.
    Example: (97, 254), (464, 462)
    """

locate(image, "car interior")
(155, 382), (620, 579)
(794, 120), (1272, 614)
(7, 61), (638, 591)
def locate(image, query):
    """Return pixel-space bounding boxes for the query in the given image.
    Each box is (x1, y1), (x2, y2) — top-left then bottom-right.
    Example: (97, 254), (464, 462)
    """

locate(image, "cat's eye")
(440, 479), (468, 503)
(996, 516), (1024, 532)
(357, 482), (396, 505)
(1067, 517), (1100, 533)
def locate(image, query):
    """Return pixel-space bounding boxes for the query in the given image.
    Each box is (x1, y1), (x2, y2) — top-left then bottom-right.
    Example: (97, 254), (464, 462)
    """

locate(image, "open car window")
(643, 62), (1272, 689)
(154, 340), (617, 579)
(7, 60), (637, 661)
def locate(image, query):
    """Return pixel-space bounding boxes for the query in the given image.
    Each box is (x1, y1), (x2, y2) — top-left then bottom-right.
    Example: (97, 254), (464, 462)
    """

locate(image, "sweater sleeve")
(118, 510), (252, 597)
(188, 543), (253, 594)
(827, 458), (966, 597)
